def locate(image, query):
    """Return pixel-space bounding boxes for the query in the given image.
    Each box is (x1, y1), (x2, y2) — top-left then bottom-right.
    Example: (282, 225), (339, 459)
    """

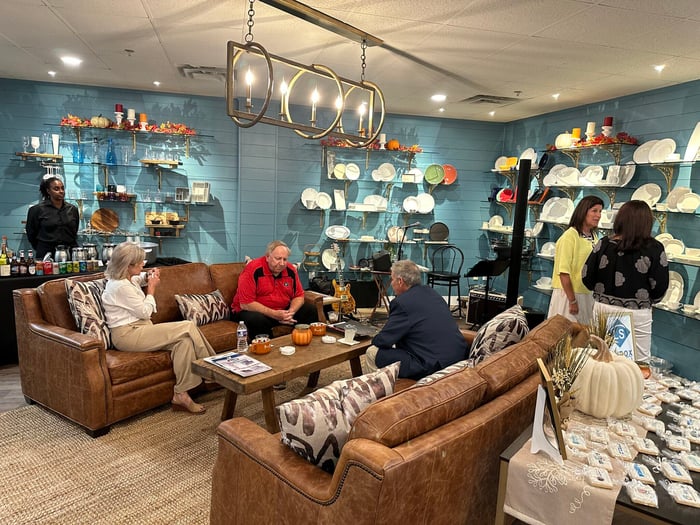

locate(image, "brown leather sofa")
(210, 315), (573, 525)
(12, 262), (326, 437)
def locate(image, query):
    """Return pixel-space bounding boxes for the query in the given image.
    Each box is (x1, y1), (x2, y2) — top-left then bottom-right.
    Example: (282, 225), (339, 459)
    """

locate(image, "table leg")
(261, 387), (280, 433)
(306, 370), (320, 389)
(221, 390), (238, 420)
(350, 356), (363, 377)
(494, 457), (509, 525)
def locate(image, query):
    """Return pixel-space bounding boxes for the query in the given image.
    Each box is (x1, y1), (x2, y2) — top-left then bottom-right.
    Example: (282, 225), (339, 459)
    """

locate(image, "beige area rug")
(0, 361), (358, 525)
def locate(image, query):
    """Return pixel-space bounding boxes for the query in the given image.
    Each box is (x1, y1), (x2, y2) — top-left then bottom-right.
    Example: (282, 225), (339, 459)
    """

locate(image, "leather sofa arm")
(304, 289), (328, 323)
(460, 329), (477, 345)
(212, 418), (402, 524)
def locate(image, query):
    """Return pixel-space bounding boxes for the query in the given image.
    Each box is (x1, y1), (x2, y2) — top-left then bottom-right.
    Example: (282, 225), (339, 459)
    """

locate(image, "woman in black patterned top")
(582, 200), (669, 362)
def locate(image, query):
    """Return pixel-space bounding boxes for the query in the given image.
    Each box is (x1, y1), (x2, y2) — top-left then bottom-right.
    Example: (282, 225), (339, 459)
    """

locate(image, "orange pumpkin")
(292, 324), (312, 346)
(386, 139), (400, 151)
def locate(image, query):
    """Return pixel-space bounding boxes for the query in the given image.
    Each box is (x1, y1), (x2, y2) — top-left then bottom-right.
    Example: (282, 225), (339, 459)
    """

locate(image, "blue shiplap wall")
(1, 76), (697, 377)
(503, 81), (700, 379)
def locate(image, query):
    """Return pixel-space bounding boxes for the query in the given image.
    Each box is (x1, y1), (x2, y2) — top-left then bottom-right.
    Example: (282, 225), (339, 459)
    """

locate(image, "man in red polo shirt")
(231, 240), (318, 339)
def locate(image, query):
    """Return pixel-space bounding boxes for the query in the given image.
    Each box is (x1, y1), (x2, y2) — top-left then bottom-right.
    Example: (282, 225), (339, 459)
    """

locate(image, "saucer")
(280, 346), (296, 355)
(337, 338), (358, 346)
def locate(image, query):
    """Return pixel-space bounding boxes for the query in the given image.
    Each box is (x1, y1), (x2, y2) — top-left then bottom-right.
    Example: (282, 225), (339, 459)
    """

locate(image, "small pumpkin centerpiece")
(572, 334), (644, 419)
(291, 324), (312, 346)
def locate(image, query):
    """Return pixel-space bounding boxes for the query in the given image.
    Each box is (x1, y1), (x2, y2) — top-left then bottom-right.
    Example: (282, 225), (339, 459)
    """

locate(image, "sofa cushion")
(276, 362), (399, 473)
(106, 349), (174, 385)
(151, 263), (215, 325)
(175, 289), (229, 326)
(350, 367), (487, 447)
(475, 339), (547, 401)
(64, 278), (112, 349)
(468, 304), (529, 364)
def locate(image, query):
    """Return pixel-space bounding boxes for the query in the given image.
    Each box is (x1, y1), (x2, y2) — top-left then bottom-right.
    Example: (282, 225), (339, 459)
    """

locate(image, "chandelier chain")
(360, 39), (367, 82)
(245, 0), (256, 43)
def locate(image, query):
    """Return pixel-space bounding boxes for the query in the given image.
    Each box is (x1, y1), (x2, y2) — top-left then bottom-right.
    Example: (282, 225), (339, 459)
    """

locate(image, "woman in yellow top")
(547, 195), (604, 324)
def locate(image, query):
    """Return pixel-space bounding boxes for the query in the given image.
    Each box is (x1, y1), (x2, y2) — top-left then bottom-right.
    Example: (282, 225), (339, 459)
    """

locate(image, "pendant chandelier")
(226, 0), (386, 148)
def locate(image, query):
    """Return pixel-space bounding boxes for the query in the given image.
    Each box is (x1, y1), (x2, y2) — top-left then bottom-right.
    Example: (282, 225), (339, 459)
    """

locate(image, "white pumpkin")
(572, 335), (643, 419)
(90, 115), (111, 128)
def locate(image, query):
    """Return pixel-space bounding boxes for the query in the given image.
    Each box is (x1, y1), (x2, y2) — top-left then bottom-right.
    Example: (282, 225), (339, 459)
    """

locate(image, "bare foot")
(172, 392), (206, 414)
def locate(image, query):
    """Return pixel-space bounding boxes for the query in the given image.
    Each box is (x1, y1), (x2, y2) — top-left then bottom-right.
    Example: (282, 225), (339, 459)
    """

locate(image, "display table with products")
(495, 374), (700, 525)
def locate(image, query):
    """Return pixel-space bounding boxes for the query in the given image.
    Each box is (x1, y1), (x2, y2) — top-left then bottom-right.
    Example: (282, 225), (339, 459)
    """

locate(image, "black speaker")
(372, 251), (392, 272)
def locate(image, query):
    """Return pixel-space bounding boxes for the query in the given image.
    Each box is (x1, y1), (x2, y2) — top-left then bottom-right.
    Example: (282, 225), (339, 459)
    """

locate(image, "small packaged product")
(677, 389), (700, 401)
(666, 482), (700, 508)
(632, 437), (660, 456)
(565, 431), (587, 450)
(625, 480), (658, 507)
(608, 441), (634, 461)
(641, 392), (661, 404)
(656, 391), (681, 404)
(610, 421), (637, 437)
(588, 450), (614, 471)
(589, 427), (610, 444)
(679, 452), (700, 472)
(637, 402), (663, 417)
(660, 461), (693, 483)
(683, 428), (700, 445)
(586, 467), (614, 489)
(658, 377), (683, 389)
(625, 462), (656, 485)
(644, 379), (666, 393)
(680, 406), (700, 419)
(641, 417), (665, 435)
(666, 435), (692, 452)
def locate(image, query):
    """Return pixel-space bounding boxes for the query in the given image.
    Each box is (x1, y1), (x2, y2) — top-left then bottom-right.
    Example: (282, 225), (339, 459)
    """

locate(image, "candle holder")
(114, 112), (123, 125)
(127, 118), (135, 126)
(601, 125), (613, 137)
(139, 121), (148, 132)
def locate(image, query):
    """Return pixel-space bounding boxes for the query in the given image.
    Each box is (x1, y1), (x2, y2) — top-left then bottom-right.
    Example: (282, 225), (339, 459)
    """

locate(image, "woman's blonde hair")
(104, 242), (146, 280)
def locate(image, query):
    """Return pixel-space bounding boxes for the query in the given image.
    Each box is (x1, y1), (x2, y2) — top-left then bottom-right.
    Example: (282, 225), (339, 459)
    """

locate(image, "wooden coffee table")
(192, 333), (370, 432)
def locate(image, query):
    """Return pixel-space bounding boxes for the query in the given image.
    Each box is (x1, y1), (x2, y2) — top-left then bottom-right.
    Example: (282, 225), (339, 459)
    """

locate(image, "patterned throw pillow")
(65, 278), (112, 349)
(174, 289), (229, 326)
(276, 362), (400, 473)
(414, 359), (474, 386)
(468, 304), (529, 364)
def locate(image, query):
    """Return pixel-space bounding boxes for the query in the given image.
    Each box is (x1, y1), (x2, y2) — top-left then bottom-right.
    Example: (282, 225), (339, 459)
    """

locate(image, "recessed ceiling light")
(48, 71), (56, 77)
(489, 111), (496, 117)
(431, 94), (446, 102)
(60, 56), (82, 67)
(153, 81), (161, 87)
(552, 93), (560, 100)
(439, 107), (445, 113)
(654, 64), (665, 72)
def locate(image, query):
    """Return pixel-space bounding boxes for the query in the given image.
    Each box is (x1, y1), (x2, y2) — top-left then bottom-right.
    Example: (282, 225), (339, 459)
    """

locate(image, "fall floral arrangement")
(320, 135), (422, 152)
(547, 131), (638, 150)
(60, 114), (196, 135)
(542, 331), (591, 421)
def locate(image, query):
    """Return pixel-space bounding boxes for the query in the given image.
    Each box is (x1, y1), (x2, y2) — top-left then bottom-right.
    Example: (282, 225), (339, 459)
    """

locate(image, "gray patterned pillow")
(468, 304), (529, 364)
(65, 278), (112, 349)
(276, 362), (400, 472)
(414, 359), (474, 386)
(174, 289), (229, 326)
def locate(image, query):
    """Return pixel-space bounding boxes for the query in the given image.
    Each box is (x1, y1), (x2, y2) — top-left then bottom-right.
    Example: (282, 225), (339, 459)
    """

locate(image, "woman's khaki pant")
(111, 319), (215, 393)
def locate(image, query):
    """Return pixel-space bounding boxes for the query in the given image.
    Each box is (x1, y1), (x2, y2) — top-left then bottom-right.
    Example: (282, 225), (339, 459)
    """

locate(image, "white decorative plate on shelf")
(581, 165), (604, 184)
(494, 156), (508, 170)
(371, 169), (382, 182)
(557, 167), (581, 186)
(488, 215), (504, 228)
(333, 163), (346, 180)
(666, 187), (691, 211)
(321, 249), (345, 271)
(526, 222), (544, 238)
(377, 163), (396, 181)
(677, 192), (700, 213)
(543, 172), (558, 186)
(546, 197), (574, 221)
(694, 291), (700, 309)
(519, 147), (537, 166)
(540, 242), (556, 256)
(345, 162), (361, 180)
(403, 196), (419, 213)
(684, 122), (700, 162)
(301, 187), (318, 209)
(664, 239), (685, 256)
(363, 194), (387, 210)
(403, 167), (424, 183)
(631, 183), (662, 207)
(633, 140), (659, 164)
(619, 163), (636, 186)
(325, 225), (350, 240)
(541, 197), (561, 220)
(315, 192), (332, 209)
(660, 271), (684, 305)
(416, 192), (435, 213)
(647, 138), (676, 164)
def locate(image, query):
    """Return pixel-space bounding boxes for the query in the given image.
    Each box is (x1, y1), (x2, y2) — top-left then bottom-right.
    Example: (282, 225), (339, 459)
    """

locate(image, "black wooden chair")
(426, 245), (464, 317)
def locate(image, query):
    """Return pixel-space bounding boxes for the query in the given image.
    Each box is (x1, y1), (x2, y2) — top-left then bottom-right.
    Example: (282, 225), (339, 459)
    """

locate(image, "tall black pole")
(506, 159), (531, 306)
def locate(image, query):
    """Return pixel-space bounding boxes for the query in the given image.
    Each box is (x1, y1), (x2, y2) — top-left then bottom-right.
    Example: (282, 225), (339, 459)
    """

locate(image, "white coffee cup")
(344, 327), (357, 343)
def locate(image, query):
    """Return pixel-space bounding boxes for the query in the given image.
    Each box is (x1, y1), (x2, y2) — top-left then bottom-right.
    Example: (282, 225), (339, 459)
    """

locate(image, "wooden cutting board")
(91, 208), (119, 232)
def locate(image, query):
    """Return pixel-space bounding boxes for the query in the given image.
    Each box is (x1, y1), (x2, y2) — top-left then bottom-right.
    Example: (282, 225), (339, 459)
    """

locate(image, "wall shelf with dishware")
(14, 152), (63, 163)
(548, 142), (638, 168)
(322, 145), (419, 172)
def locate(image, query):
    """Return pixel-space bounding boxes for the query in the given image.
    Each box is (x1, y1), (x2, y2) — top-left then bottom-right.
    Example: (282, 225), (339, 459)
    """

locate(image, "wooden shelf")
(15, 152), (62, 162)
(139, 159), (181, 167)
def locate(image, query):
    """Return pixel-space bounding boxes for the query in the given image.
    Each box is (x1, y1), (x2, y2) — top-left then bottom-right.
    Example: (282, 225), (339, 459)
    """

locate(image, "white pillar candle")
(586, 121), (596, 135)
(127, 108), (135, 120)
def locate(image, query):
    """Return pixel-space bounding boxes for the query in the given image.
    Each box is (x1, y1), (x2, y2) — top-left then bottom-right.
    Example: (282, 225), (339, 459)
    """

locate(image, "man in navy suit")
(365, 260), (468, 379)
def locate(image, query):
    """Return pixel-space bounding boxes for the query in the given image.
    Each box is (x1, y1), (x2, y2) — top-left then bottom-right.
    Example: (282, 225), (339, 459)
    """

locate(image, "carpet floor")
(0, 362), (357, 525)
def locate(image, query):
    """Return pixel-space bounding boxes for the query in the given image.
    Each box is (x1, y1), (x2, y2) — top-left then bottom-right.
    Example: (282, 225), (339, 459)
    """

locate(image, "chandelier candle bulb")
(358, 103), (366, 134)
(245, 68), (253, 109)
(311, 88), (319, 124)
(279, 78), (288, 118)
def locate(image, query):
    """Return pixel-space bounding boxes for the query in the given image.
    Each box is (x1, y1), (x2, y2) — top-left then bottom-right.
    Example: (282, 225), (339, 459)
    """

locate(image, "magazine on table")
(204, 352), (272, 377)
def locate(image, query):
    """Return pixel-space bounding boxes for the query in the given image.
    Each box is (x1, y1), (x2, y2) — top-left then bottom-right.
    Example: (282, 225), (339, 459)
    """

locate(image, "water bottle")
(236, 321), (248, 353)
